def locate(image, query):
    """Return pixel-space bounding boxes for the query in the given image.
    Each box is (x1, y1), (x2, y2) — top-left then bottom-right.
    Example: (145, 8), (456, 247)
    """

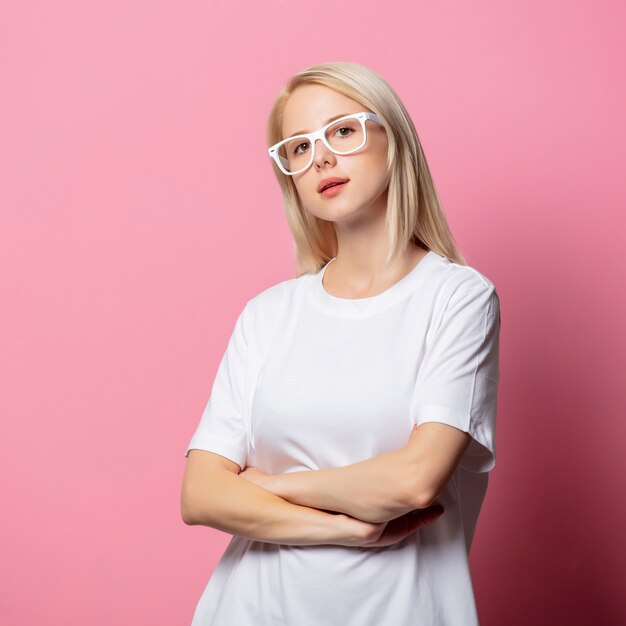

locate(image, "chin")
(322, 203), (370, 224)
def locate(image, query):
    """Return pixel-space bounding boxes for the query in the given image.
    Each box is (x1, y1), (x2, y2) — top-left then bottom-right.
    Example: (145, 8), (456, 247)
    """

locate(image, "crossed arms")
(182, 421), (470, 545)
(240, 421), (472, 524)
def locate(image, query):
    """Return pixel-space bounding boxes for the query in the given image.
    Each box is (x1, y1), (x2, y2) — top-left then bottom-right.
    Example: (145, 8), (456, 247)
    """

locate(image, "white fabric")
(185, 250), (501, 625)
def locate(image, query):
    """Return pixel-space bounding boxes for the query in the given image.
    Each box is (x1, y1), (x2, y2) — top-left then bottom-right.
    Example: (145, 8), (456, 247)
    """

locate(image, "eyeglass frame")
(267, 111), (384, 176)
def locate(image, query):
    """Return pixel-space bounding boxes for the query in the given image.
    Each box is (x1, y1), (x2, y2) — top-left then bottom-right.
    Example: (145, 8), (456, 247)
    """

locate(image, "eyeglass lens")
(278, 118), (365, 173)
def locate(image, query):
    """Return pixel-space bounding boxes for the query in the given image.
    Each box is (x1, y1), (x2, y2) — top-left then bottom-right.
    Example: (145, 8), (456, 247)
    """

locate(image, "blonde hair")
(266, 61), (467, 276)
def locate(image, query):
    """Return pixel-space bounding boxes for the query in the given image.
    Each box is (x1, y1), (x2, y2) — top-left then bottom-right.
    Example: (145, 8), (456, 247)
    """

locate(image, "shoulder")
(427, 251), (498, 298)
(428, 251), (496, 293)
(235, 272), (314, 359)
(424, 252), (500, 321)
(242, 270), (314, 330)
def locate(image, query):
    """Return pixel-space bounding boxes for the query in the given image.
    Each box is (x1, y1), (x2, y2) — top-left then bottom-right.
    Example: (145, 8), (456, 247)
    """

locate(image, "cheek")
(355, 157), (388, 195)
(292, 179), (319, 211)
(296, 183), (316, 205)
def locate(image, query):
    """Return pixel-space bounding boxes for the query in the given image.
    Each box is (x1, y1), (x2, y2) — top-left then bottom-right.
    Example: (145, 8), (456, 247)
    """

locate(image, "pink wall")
(1, 1), (624, 624)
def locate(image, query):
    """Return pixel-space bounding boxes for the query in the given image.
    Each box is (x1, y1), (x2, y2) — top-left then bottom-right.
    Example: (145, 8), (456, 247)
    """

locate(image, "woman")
(181, 61), (501, 625)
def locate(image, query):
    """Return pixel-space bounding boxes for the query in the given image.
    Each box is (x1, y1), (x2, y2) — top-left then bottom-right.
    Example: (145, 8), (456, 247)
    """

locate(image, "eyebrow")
(286, 113), (352, 138)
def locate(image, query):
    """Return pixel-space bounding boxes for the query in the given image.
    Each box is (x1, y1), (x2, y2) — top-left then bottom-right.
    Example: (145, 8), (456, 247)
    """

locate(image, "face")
(280, 84), (389, 225)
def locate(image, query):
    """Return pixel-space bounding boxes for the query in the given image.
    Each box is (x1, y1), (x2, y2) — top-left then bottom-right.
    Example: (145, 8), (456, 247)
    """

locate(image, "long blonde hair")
(266, 61), (466, 276)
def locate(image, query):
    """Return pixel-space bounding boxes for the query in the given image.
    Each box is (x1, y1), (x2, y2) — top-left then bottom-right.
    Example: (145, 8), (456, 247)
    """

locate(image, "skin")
(239, 427), (449, 547)
(282, 83), (430, 298)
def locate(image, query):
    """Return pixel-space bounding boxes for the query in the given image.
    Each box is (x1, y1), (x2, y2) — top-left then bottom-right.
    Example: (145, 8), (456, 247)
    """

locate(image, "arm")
(257, 284), (500, 522)
(257, 423), (471, 523)
(181, 449), (363, 546)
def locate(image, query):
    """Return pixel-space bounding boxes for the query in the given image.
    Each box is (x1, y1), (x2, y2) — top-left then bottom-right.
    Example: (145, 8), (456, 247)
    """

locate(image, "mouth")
(320, 181), (348, 197)
(319, 182), (350, 197)
(318, 178), (350, 193)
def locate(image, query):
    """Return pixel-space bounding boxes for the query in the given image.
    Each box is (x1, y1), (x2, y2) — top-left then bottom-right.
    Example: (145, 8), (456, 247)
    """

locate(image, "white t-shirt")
(185, 249), (501, 626)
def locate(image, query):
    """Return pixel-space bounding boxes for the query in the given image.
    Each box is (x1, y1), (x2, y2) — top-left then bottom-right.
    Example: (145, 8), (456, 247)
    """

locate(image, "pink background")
(1, 1), (624, 624)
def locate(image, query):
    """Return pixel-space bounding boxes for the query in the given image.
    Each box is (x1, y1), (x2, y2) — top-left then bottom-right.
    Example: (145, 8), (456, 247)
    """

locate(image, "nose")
(311, 138), (336, 169)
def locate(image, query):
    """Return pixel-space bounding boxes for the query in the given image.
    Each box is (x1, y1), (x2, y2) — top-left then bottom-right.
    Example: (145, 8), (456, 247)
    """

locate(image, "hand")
(238, 465), (273, 489)
(335, 505), (444, 548)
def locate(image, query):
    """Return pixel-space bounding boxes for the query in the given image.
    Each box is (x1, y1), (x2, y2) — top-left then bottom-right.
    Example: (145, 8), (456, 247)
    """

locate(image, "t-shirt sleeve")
(412, 283), (501, 473)
(184, 301), (251, 471)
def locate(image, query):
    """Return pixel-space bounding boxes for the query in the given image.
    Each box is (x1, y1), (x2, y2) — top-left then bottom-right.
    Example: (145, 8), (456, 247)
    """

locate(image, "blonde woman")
(181, 61), (501, 626)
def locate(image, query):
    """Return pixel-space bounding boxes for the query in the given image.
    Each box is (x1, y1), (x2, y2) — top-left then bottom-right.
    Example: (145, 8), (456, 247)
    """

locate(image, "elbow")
(403, 473), (437, 510)
(181, 501), (195, 525)
(402, 449), (438, 510)
(181, 507), (195, 526)
(417, 489), (437, 509)
(180, 490), (200, 525)
(407, 487), (436, 510)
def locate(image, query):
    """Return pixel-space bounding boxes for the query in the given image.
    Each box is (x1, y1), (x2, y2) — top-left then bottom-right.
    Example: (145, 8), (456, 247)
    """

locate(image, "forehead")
(281, 84), (363, 138)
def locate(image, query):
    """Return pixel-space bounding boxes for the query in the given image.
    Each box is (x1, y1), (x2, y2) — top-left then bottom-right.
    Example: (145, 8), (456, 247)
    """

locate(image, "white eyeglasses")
(268, 111), (383, 176)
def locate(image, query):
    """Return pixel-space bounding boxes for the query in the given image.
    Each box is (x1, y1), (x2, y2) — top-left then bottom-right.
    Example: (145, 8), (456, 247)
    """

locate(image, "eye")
(334, 126), (355, 138)
(293, 141), (310, 155)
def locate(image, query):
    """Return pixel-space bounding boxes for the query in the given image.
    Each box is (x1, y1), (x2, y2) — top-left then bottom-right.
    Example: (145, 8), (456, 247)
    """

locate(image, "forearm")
(266, 446), (424, 524)
(183, 468), (354, 546)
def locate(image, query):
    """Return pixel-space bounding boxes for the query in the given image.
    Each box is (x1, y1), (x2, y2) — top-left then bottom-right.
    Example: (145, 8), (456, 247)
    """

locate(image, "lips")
(318, 177), (349, 193)
(324, 182), (344, 190)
